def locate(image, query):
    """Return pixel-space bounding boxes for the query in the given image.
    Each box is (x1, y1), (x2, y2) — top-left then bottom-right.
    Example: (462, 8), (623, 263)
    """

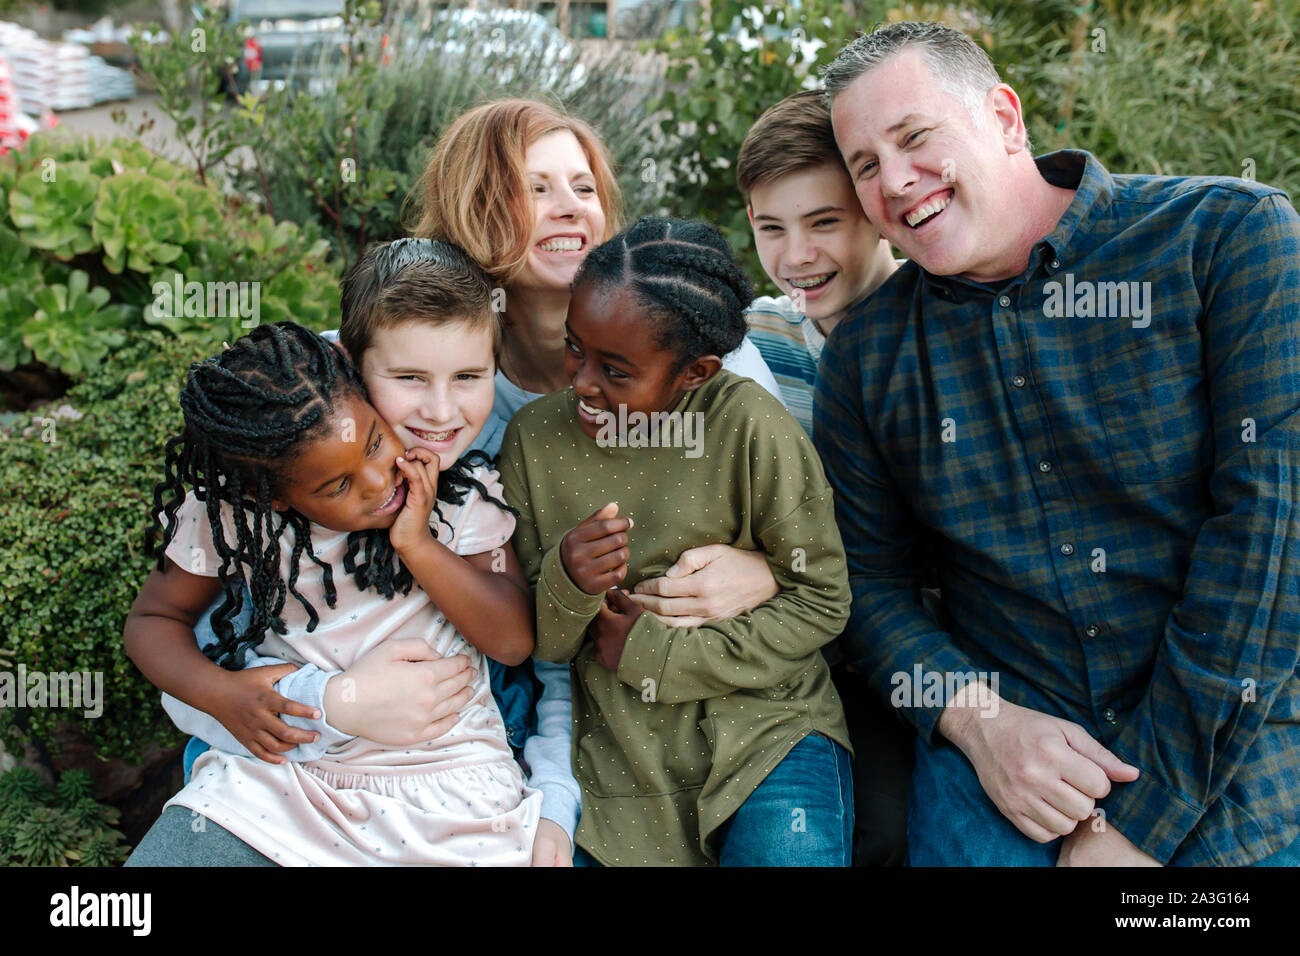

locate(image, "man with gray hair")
(814, 20), (1300, 866)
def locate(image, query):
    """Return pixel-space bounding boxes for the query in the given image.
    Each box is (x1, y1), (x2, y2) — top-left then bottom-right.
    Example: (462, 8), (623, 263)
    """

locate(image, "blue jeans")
(908, 733), (1300, 866)
(716, 732), (853, 866)
(575, 733), (854, 867)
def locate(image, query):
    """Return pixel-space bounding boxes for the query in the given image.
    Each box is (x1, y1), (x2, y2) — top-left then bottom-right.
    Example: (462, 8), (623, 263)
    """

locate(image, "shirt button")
(1102, 707), (1118, 724)
(1050, 258), (1061, 269)
(1011, 374), (1027, 388)
(1038, 460), (1053, 473)
(998, 295), (1012, 307)
(1084, 624), (1100, 638)
(1060, 542), (1075, 556)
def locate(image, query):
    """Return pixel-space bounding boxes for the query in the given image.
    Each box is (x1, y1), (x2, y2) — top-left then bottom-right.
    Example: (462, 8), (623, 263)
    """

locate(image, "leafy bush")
(130, 0), (668, 272)
(0, 134), (338, 380)
(646, 0), (863, 279)
(0, 767), (130, 866)
(0, 332), (250, 762)
(972, 0), (1300, 191)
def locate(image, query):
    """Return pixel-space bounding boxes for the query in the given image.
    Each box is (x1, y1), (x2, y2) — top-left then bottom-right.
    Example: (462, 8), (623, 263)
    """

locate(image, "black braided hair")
(146, 321), (511, 670)
(571, 216), (753, 370)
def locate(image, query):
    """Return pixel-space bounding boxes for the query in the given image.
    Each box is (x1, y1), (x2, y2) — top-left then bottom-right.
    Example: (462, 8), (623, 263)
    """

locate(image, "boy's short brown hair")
(736, 89), (843, 199)
(339, 238), (500, 366)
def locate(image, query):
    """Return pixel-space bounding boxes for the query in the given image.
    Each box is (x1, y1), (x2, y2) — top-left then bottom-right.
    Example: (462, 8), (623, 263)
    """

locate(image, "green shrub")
(647, 0), (865, 280)
(0, 331), (270, 762)
(0, 767), (130, 866)
(978, 0), (1300, 191)
(0, 134), (339, 380)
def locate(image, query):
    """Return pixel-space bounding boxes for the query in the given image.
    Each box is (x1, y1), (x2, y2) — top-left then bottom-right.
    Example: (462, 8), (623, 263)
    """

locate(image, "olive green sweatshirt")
(499, 370), (851, 865)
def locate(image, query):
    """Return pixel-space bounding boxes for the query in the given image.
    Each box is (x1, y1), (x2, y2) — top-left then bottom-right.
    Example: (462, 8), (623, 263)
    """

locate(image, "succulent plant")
(92, 171), (190, 275)
(21, 271), (135, 376)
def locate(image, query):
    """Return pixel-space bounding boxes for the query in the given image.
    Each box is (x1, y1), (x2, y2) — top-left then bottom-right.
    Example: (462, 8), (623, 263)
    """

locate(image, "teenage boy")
(737, 89), (899, 436)
(735, 89), (914, 867)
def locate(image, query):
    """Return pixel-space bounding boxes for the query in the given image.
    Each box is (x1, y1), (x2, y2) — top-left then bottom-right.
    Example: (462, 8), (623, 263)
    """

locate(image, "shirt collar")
(1037, 149), (1114, 265)
(920, 149), (1114, 301)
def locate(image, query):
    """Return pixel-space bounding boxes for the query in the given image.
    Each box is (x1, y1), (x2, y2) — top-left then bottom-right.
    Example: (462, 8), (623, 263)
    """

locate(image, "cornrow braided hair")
(572, 216), (753, 369)
(146, 322), (513, 670)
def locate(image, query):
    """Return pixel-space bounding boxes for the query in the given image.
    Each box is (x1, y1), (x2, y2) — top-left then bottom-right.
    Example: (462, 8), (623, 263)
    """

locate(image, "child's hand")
(390, 447), (439, 556)
(560, 502), (633, 595)
(588, 588), (642, 671)
(531, 818), (574, 867)
(206, 662), (322, 764)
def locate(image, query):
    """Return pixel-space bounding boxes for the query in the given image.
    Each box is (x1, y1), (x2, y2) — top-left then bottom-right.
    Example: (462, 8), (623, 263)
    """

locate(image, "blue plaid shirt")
(815, 150), (1300, 866)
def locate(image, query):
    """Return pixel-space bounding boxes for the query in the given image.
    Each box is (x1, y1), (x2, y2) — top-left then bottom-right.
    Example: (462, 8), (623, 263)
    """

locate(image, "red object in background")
(381, 32), (390, 65)
(243, 36), (263, 73)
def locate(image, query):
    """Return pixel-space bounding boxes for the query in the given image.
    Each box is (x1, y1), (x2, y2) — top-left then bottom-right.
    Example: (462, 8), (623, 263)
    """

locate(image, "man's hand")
(628, 544), (779, 627)
(531, 819), (574, 867)
(589, 588), (642, 671)
(1057, 819), (1162, 867)
(940, 687), (1140, 843)
(323, 638), (475, 746)
(205, 662), (322, 764)
(560, 502), (632, 595)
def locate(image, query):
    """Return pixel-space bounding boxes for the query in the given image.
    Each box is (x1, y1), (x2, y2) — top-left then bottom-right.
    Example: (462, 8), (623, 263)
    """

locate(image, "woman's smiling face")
(513, 129), (608, 293)
(563, 281), (716, 440)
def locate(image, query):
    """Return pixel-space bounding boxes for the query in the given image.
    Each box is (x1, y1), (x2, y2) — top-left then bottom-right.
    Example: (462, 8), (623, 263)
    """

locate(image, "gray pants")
(125, 806), (278, 867)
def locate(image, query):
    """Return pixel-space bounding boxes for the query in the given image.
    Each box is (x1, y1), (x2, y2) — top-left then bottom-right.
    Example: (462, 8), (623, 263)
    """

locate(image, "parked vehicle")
(224, 0), (346, 95)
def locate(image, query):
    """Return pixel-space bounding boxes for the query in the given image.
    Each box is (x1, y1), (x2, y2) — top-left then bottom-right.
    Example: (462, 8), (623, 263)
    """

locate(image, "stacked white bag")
(52, 40), (92, 110)
(0, 23), (56, 116)
(0, 53), (22, 149)
(0, 19), (135, 116)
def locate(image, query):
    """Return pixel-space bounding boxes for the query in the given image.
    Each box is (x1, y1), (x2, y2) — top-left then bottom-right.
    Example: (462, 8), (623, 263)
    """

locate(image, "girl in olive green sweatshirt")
(499, 217), (853, 866)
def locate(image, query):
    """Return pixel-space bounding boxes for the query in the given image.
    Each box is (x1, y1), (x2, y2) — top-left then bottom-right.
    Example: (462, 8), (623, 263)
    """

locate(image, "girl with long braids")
(124, 315), (541, 866)
(499, 217), (855, 866)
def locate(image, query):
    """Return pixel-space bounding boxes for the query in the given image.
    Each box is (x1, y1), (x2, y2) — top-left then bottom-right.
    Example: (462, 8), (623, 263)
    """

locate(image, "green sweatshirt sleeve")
(498, 417), (604, 663)
(615, 489), (850, 703)
(533, 545), (604, 662)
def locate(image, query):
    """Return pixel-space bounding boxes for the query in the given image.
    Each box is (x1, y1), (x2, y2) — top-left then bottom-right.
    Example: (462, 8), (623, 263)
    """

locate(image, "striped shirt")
(814, 149), (1300, 866)
(745, 295), (826, 435)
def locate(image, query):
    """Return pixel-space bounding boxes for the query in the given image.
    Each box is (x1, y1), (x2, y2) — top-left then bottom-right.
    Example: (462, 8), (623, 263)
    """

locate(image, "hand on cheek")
(390, 449), (438, 555)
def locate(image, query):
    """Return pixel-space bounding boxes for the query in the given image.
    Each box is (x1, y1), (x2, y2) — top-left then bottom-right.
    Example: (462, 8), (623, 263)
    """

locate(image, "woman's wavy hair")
(406, 98), (622, 286)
